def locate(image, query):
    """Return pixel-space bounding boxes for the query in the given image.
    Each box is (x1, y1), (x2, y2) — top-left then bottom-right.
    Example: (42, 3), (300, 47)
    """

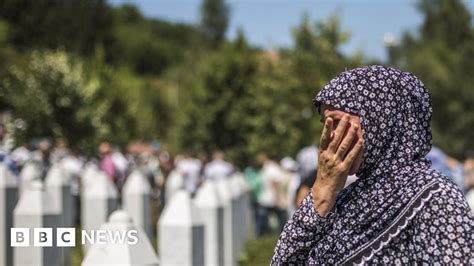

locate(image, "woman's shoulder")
(420, 171), (472, 218)
(429, 171), (465, 199)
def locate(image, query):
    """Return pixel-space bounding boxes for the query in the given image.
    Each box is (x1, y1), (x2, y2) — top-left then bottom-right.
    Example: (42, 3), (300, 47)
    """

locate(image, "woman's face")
(320, 104), (364, 175)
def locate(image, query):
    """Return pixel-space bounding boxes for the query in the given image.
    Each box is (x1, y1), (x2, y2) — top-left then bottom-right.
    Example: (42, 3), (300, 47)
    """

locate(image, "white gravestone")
(45, 164), (74, 227)
(165, 170), (184, 203)
(227, 177), (245, 261)
(45, 164), (74, 266)
(0, 165), (18, 266)
(216, 180), (238, 266)
(82, 172), (118, 253)
(19, 162), (41, 196)
(82, 209), (159, 266)
(13, 180), (61, 266)
(159, 191), (204, 266)
(122, 170), (152, 239)
(194, 181), (225, 266)
(80, 163), (99, 193)
(234, 173), (254, 240)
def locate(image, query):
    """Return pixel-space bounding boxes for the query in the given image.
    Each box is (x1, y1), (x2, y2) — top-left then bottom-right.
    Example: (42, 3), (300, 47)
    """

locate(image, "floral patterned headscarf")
(311, 65), (442, 263)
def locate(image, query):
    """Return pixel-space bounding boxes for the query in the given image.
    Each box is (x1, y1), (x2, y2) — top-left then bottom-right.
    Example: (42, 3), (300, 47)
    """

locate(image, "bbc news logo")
(11, 228), (139, 247)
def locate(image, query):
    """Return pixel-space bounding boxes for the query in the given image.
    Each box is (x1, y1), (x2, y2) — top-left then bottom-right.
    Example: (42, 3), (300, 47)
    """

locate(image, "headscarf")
(310, 65), (448, 264)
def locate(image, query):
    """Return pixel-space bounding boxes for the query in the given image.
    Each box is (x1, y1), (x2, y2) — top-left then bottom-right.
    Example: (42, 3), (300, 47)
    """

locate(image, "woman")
(272, 65), (474, 264)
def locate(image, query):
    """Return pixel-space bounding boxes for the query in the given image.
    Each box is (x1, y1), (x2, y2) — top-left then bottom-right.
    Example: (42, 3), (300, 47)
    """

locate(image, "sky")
(109, 0), (474, 62)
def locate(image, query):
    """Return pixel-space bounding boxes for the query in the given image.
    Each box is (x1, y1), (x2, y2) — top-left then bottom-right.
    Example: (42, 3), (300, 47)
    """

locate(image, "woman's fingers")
(343, 138), (363, 168)
(336, 124), (358, 160)
(320, 118), (333, 150)
(328, 114), (350, 152)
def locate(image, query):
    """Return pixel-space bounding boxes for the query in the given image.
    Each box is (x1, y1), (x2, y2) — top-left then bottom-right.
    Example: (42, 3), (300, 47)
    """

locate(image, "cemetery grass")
(238, 234), (279, 266)
(71, 225), (84, 266)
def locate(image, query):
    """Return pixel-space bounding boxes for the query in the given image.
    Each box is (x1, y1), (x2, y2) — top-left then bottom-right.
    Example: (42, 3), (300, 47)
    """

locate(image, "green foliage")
(107, 5), (203, 75)
(169, 15), (362, 166)
(0, 0), (113, 55)
(391, 0), (474, 159)
(1, 0), (471, 164)
(0, 50), (173, 154)
(1, 51), (102, 149)
(238, 234), (279, 265)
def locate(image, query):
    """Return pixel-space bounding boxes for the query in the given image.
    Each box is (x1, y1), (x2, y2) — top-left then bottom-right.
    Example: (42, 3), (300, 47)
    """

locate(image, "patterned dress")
(271, 65), (474, 265)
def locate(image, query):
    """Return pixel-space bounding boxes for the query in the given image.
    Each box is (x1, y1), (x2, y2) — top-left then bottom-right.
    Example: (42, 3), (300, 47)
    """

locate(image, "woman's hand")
(312, 114), (363, 216)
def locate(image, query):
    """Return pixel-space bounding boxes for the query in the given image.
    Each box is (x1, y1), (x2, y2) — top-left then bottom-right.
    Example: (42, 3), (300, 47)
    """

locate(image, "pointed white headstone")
(13, 180), (61, 266)
(122, 170), (152, 239)
(19, 162), (41, 196)
(216, 179), (238, 266)
(82, 209), (159, 266)
(159, 191), (204, 266)
(165, 170), (184, 203)
(45, 164), (74, 227)
(234, 173), (254, 240)
(45, 164), (74, 266)
(0, 165), (18, 266)
(82, 172), (118, 253)
(227, 177), (245, 262)
(80, 163), (99, 193)
(194, 181), (225, 266)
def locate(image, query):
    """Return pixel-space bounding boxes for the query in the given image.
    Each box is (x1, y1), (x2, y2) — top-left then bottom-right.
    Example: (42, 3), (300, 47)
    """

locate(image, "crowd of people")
(1, 122), (474, 239)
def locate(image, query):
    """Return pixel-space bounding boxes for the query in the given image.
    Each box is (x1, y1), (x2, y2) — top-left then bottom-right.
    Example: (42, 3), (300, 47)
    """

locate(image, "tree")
(168, 15), (363, 166)
(391, 0), (474, 158)
(200, 0), (230, 48)
(0, 0), (113, 56)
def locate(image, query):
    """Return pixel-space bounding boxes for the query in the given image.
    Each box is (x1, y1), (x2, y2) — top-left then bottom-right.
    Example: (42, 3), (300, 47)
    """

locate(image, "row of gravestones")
(0, 162), (252, 266)
(160, 172), (253, 266)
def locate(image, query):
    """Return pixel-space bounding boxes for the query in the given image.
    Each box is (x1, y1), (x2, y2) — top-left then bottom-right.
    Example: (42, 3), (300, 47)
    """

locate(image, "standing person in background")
(0, 123), (18, 175)
(51, 138), (69, 164)
(99, 142), (117, 184)
(61, 148), (84, 225)
(244, 160), (263, 237)
(464, 151), (474, 211)
(11, 142), (31, 172)
(280, 157), (300, 219)
(111, 146), (128, 192)
(257, 154), (286, 235)
(176, 152), (202, 195)
(33, 139), (51, 180)
(296, 145), (318, 182)
(427, 146), (465, 193)
(204, 151), (234, 182)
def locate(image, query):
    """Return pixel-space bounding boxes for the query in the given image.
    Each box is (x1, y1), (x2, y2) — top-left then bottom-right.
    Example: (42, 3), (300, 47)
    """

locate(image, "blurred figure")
(256, 154), (286, 236)
(51, 138), (69, 163)
(204, 151), (234, 182)
(61, 148), (84, 224)
(465, 151), (474, 212)
(280, 157), (301, 218)
(11, 143), (31, 171)
(296, 145), (318, 180)
(244, 160), (263, 237)
(0, 123), (5, 150)
(99, 142), (117, 183)
(32, 139), (52, 179)
(427, 146), (465, 192)
(464, 151), (474, 192)
(197, 151), (209, 187)
(0, 123), (18, 175)
(175, 152), (202, 195)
